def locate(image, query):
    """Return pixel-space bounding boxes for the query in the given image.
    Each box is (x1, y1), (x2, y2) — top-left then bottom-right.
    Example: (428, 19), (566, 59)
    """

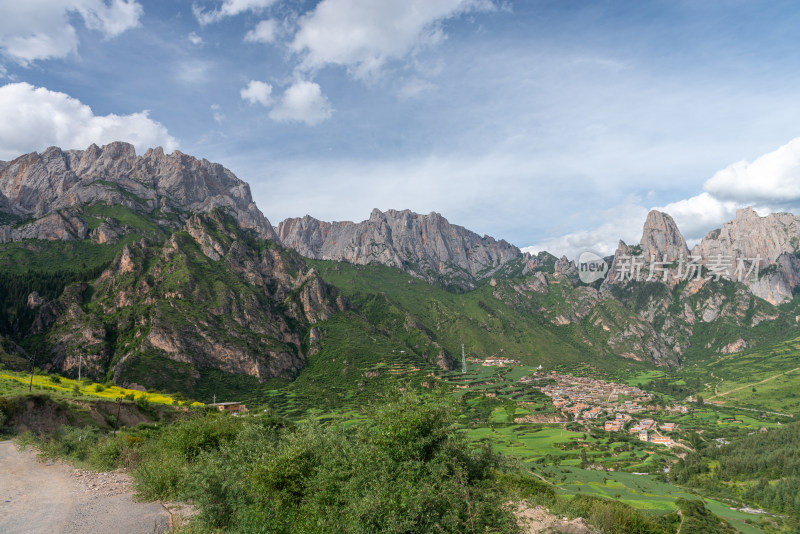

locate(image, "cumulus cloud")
(240, 80), (273, 106)
(268, 81), (332, 125)
(290, 0), (494, 79)
(704, 137), (800, 205)
(193, 0), (276, 25)
(654, 192), (739, 243)
(522, 137), (800, 259)
(0, 0), (143, 64)
(0, 82), (177, 159)
(244, 19), (278, 43)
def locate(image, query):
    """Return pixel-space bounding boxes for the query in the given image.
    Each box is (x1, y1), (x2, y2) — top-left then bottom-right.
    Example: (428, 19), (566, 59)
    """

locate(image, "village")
(518, 371), (687, 446)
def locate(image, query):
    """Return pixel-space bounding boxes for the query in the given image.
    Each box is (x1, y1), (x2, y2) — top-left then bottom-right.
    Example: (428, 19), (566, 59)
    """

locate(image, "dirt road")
(0, 440), (171, 534)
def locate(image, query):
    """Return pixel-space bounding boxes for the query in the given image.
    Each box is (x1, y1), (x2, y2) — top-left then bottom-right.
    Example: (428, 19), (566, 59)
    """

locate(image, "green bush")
(133, 392), (521, 533)
(37, 425), (101, 463)
(88, 436), (126, 470)
(134, 414), (241, 500)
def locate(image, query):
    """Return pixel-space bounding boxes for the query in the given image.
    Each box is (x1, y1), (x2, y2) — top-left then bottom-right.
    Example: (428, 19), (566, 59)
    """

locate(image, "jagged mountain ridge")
(0, 142), (276, 243)
(603, 207), (800, 305)
(278, 209), (522, 290)
(3, 142), (800, 392)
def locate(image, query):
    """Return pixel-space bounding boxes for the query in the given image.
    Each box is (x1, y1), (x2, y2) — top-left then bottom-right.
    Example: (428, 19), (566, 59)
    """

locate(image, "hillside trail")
(706, 367), (800, 401)
(0, 440), (172, 534)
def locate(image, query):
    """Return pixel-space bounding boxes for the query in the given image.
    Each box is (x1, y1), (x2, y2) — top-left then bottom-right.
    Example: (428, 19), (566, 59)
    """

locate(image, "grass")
(0, 238), (124, 274)
(84, 203), (163, 236)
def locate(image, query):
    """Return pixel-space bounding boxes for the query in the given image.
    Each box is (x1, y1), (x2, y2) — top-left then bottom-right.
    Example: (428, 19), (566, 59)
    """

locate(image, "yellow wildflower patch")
(0, 372), (202, 406)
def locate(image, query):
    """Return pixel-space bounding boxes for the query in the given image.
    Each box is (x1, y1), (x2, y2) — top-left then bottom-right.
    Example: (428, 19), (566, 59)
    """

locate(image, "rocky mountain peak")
(692, 207), (800, 264)
(0, 142), (276, 243)
(278, 209), (521, 291)
(639, 210), (689, 261)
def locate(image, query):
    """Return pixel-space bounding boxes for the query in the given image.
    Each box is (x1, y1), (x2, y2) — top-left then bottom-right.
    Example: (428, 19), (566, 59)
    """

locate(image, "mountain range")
(2, 143), (800, 400)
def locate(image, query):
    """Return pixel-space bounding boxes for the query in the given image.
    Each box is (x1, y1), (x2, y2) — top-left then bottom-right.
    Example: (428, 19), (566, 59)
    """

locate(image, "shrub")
(135, 395), (150, 411)
(134, 392), (520, 533)
(134, 414), (242, 500)
(88, 436), (126, 470)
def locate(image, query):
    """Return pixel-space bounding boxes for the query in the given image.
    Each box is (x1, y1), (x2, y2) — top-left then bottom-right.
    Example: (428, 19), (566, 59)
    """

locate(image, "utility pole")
(113, 397), (122, 437)
(78, 354), (82, 383)
(461, 344), (467, 374)
(29, 357), (34, 392)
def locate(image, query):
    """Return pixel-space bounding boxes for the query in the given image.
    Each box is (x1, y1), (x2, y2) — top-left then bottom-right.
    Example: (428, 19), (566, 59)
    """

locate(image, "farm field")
(0, 370), (198, 406)
(539, 466), (766, 534)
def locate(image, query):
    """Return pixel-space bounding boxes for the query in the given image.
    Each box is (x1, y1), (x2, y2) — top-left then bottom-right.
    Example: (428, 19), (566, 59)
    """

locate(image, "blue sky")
(2, 0), (800, 257)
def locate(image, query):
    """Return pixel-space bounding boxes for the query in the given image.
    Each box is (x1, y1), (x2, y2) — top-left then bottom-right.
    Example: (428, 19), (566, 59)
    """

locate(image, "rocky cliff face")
(35, 210), (344, 387)
(690, 208), (800, 304)
(0, 142), (275, 243)
(277, 209), (521, 290)
(693, 207), (800, 264)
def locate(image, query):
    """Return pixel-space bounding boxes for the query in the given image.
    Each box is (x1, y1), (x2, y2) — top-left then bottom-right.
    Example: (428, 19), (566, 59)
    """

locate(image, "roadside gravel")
(0, 440), (172, 534)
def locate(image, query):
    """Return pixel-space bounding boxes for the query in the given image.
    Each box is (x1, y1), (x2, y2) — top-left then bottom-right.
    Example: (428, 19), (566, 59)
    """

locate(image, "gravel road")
(0, 440), (171, 534)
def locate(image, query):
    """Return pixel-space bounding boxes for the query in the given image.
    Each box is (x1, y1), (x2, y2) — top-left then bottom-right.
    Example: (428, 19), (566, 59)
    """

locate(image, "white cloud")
(268, 81), (332, 125)
(523, 196), (649, 259)
(290, 0), (494, 79)
(77, 0), (143, 37)
(211, 103), (225, 123)
(0, 82), (177, 160)
(240, 80), (273, 106)
(704, 136), (800, 205)
(0, 0), (142, 64)
(193, 0), (276, 25)
(398, 77), (436, 99)
(188, 31), (204, 46)
(654, 192), (740, 243)
(244, 19), (278, 43)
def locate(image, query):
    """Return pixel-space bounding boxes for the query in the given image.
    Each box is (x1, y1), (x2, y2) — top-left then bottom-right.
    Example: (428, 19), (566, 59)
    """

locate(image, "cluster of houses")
(517, 372), (684, 447)
(603, 414), (677, 445)
(531, 372), (654, 420)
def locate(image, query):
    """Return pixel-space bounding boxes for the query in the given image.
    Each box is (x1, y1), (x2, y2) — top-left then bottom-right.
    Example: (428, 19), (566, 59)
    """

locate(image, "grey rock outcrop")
(747, 252), (800, 305)
(693, 207), (800, 303)
(0, 142), (275, 243)
(277, 209), (521, 290)
(693, 207), (800, 265)
(604, 240), (632, 286)
(639, 210), (689, 261)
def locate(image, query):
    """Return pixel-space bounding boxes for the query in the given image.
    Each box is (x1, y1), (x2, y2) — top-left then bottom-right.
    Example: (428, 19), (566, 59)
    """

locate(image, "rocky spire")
(639, 210), (689, 262)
